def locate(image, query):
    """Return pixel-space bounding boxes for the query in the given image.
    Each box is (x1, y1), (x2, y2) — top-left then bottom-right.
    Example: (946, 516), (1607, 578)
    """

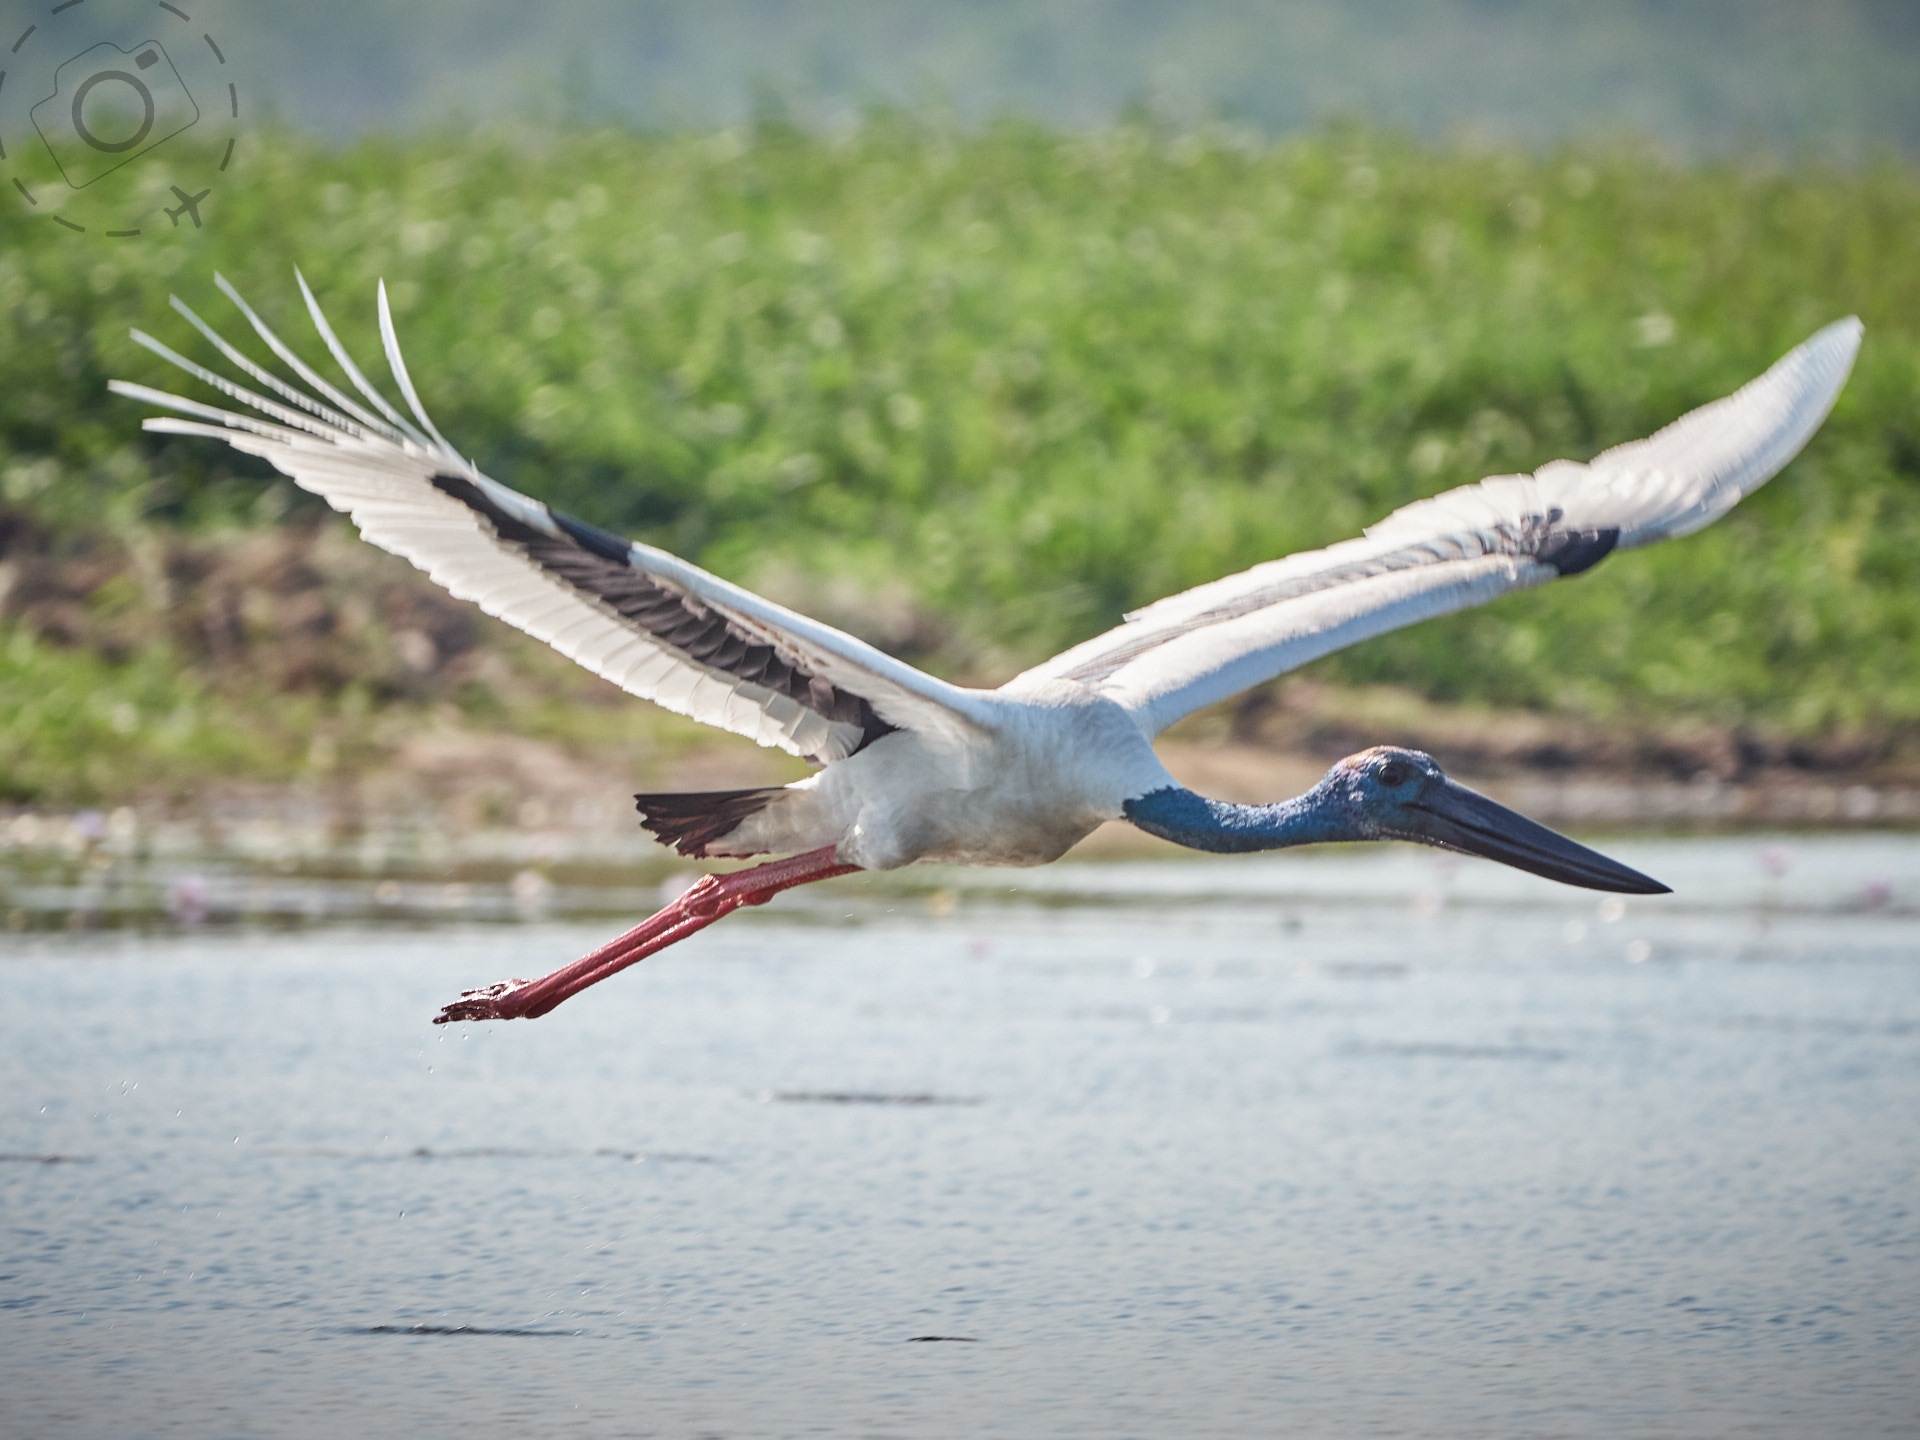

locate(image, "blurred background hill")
(0, 1), (1916, 828)
(234, 0), (1920, 159)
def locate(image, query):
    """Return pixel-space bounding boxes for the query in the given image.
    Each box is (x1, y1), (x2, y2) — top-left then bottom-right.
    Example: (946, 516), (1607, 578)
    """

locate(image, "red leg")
(433, 846), (859, 1024)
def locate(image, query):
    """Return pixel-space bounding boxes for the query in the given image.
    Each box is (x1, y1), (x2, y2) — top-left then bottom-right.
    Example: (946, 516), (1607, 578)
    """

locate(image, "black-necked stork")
(111, 275), (1860, 1022)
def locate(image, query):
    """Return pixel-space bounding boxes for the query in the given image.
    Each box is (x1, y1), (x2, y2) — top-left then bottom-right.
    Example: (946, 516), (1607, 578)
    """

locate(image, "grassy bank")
(1, 119), (1916, 803)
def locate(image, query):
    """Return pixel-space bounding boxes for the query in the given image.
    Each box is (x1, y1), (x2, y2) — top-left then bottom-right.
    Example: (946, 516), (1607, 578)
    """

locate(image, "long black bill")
(1406, 780), (1670, 895)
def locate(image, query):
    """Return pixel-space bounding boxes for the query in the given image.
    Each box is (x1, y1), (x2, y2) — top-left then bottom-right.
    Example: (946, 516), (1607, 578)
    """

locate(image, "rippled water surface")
(4, 837), (1919, 1438)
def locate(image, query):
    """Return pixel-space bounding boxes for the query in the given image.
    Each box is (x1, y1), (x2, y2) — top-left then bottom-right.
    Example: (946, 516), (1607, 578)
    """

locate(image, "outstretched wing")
(111, 274), (989, 765)
(1015, 318), (1863, 737)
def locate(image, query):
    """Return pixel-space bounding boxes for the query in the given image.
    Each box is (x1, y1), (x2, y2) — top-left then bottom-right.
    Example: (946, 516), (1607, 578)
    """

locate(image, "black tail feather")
(634, 787), (783, 857)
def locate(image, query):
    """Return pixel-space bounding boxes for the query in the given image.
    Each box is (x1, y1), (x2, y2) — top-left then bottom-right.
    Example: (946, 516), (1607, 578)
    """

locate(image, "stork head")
(1320, 746), (1669, 894)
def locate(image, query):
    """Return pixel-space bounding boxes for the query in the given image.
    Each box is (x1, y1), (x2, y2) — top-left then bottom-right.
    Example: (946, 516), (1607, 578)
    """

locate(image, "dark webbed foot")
(433, 980), (537, 1025)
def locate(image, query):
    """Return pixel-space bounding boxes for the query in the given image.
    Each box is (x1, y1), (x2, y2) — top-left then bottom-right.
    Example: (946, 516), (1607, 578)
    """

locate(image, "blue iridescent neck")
(1122, 784), (1349, 854)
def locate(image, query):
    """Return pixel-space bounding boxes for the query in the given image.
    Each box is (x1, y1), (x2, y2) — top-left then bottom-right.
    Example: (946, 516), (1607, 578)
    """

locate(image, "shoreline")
(3, 733), (1915, 873)
(3, 787), (1914, 936)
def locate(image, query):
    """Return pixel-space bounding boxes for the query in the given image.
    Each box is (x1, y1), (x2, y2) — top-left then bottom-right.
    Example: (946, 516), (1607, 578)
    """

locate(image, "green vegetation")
(1, 119), (1917, 802)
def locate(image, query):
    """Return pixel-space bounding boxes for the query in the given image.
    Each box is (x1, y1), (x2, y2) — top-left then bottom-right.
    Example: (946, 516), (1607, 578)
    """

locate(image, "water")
(3, 837), (1918, 1438)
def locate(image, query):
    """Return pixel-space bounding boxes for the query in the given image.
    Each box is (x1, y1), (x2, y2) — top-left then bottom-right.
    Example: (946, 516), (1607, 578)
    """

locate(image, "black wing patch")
(430, 473), (896, 758)
(1063, 508), (1618, 683)
(1534, 524), (1618, 576)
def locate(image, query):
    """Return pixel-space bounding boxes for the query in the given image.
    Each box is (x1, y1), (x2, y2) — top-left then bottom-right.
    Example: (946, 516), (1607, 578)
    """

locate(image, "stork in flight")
(110, 276), (1861, 1023)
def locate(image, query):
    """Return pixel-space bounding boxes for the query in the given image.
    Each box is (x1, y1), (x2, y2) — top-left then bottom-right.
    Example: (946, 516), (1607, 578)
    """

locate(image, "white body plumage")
(724, 678), (1177, 868)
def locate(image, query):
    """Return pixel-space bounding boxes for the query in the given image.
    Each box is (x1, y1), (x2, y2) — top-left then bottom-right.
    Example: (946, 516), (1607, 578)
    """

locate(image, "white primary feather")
(1015, 318), (1861, 736)
(112, 276), (990, 764)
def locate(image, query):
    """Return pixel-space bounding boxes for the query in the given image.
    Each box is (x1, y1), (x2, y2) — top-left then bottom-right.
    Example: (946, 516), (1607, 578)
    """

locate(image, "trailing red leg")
(432, 846), (859, 1024)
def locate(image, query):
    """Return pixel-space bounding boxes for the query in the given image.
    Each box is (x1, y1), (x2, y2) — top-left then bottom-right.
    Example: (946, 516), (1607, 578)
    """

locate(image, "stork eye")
(1376, 762), (1411, 787)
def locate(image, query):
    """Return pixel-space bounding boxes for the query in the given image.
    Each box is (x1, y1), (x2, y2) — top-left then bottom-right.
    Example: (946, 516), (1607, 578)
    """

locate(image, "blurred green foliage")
(0, 626), (299, 801)
(1, 118), (1917, 801)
